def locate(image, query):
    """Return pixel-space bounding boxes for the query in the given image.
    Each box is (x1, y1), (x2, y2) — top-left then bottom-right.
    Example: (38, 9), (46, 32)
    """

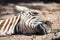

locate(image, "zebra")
(14, 5), (52, 35)
(0, 5), (52, 36)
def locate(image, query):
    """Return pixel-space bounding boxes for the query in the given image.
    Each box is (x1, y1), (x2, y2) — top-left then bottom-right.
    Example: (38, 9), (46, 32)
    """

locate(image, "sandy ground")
(0, 3), (60, 40)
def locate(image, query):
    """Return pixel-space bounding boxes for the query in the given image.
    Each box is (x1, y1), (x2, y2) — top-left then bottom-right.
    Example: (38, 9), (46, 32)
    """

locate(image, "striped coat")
(16, 10), (52, 35)
(0, 5), (52, 36)
(0, 15), (20, 36)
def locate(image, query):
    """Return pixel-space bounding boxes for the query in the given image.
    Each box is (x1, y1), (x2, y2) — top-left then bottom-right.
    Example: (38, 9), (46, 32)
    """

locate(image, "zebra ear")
(14, 5), (29, 12)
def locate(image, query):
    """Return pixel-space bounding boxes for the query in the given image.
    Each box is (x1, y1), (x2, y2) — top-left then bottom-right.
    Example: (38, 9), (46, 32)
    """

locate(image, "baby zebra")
(0, 5), (52, 36)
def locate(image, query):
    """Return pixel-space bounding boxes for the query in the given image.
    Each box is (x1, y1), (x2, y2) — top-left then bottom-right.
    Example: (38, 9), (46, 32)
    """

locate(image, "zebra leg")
(0, 31), (6, 37)
(0, 31), (12, 37)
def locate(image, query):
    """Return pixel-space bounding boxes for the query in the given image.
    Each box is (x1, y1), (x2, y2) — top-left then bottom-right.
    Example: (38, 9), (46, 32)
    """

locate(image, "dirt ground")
(0, 2), (60, 40)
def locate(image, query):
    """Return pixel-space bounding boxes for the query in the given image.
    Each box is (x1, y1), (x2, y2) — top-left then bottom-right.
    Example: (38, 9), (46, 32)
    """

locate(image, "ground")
(0, 2), (60, 40)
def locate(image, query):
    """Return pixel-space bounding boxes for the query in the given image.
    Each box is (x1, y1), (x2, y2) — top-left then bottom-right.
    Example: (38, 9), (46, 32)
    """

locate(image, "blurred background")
(0, 0), (60, 4)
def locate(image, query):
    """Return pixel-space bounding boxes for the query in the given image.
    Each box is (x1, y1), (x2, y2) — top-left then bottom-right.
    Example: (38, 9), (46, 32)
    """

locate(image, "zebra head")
(14, 5), (52, 35)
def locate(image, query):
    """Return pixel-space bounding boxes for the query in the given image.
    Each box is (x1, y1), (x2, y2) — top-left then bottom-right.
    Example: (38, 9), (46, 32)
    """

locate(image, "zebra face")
(14, 5), (52, 35)
(17, 11), (52, 35)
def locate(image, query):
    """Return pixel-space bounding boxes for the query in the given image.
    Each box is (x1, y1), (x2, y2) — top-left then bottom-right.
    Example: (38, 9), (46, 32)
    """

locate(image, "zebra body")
(0, 5), (52, 36)
(0, 15), (20, 36)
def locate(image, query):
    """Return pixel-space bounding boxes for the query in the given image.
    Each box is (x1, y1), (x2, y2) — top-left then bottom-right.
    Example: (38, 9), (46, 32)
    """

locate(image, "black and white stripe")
(0, 15), (20, 36)
(14, 5), (52, 35)
(0, 5), (52, 36)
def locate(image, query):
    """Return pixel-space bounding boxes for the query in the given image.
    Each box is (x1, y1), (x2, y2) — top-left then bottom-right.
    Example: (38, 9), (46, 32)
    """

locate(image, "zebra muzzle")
(33, 22), (52, 35)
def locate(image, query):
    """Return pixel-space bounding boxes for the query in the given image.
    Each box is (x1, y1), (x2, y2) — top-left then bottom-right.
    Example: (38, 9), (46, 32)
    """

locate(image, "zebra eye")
(32, 12), (38, 14)
(30, 11), (39, 16)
